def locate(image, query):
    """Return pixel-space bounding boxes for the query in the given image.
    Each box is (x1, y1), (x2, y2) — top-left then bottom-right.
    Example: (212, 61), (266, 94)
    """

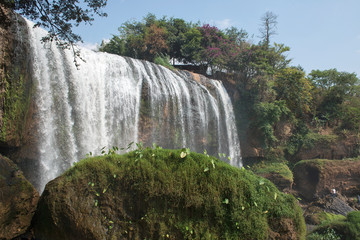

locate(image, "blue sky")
(75, 0), (360, 76)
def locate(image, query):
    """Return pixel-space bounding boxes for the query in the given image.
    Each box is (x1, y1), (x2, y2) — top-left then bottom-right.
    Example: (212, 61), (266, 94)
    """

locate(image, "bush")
(154, 54), (175, 70)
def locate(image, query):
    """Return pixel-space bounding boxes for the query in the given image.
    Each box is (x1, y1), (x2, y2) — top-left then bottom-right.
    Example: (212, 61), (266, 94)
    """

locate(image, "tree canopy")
(3, 0), (108, 65)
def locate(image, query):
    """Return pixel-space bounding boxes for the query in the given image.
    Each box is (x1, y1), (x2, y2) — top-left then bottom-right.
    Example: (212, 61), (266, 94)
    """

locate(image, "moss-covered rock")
(307, 211), (360, 240)
(252, 161), (293, 191)
(0, 154), (39, 239)
(32, 147), (305, 240)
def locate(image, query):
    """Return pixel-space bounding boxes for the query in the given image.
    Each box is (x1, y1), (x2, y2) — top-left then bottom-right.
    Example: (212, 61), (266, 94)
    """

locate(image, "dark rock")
(293, 159), (360, 202)
(0, 154), (39, 239)
(322, 196), (354, 216)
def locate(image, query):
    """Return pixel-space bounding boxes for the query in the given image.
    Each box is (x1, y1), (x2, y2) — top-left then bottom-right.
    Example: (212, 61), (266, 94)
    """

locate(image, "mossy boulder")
(307, 211), (360, 240)
(32, 147), (305, 240)
(0, 154), (39, 239)
(252, 161), (293, 191)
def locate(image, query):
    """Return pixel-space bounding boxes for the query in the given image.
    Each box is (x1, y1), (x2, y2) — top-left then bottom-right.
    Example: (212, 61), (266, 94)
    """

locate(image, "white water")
(26, 20), (242, 191)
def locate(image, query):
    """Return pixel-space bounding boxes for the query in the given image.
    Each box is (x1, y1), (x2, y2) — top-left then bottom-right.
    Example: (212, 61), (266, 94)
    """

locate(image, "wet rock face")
(293, 159), (360, 201)
(0, 154), (39, 239)
(0, 5), (41, 190)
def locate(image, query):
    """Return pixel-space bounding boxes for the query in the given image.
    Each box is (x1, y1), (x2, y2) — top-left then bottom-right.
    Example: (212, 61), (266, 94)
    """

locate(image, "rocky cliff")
(293, 158), (360, 201)
(0, 5), (39, 189)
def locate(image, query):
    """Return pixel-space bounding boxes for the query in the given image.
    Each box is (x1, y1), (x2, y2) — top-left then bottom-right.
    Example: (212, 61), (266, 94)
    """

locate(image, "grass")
(252, 161), (293, 182)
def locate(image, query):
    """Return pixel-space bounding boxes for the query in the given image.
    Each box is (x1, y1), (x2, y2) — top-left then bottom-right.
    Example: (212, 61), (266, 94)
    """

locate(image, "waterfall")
(25, 20), (241, 191)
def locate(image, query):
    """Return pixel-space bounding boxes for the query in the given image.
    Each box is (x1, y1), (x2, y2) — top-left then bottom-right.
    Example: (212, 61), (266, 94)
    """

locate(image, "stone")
(0, 154), (39, 239)
(293, 159), (360, 201)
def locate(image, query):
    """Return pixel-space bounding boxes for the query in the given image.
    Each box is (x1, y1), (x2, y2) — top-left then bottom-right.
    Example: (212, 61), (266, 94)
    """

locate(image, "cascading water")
(26, 20), (241, 191)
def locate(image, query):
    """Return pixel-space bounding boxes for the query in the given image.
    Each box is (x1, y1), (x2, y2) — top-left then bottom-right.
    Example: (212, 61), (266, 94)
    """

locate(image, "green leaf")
(204, 167), (209, 172)
(186, 148), (191, 154)
(211, 159), (216, 168)
(274, 192), (278, 200)
(127, 142), (134, 149)
(259, 180), (265, 185)
(103, 188), (107, 193)
(113, 174), (117, 178)
(94, 200), (98, 206)
(254, 201), (257, 207)
(222, 198), (229, 204)
(109, 220), (114, 224)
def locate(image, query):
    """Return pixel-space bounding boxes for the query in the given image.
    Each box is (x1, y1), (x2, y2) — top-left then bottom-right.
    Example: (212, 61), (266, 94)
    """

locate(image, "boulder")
(32, 148), (305, 240)
(0, 154), (39, 239)
(293, 158), (360, 201)
(252, 162), (293, 191)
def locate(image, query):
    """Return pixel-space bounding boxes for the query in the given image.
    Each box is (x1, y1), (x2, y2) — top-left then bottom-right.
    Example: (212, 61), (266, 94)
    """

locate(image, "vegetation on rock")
(32, 147), (305, 240)
(307, 211), (360, 240)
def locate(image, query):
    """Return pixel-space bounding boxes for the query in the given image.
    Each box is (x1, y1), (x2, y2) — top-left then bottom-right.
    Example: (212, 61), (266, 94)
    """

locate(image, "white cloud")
(215, 19), (232, 29)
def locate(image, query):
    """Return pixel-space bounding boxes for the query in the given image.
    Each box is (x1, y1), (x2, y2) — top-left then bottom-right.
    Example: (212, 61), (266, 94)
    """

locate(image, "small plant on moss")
(307, 228), (341, 240)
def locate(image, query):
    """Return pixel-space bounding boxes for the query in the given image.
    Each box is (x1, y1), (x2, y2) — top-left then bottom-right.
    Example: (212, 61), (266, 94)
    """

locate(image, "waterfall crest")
(26, 20), (241, 191)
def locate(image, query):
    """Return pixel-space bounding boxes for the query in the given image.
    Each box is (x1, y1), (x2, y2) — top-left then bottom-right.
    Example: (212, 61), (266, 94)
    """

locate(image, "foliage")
(309, 69), (360, 125)
(307, 228), (341, 240)
(99, 13), (249, 73)
(5, 0), (108, 65)
(275, 67), (313, 116)
(308, 211), (360, 240)
(143, 23), (169, 60)
(254, 100), (290, 149)
(286, 125), (337, 156)
(154, 54), (175, 70)
(63, 146), (306, 239)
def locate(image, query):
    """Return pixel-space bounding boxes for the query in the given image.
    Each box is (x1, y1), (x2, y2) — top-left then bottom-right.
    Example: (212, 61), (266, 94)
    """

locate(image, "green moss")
(62, 147), (305, 239)
(308, 211), (360, 240)
(316, 212), (346, 225)
(252, 161), (293, 182)
(294, 159), (330, 170)
(0, 69), (32, 143)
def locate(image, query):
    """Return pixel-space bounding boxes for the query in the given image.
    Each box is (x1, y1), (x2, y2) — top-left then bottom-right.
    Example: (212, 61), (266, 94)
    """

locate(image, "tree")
(4, 0), (108, 65)
(259, 11), (278, 47)
(309, 69), (359, 124)
(143, 24), (169, 61)
(275, 67), (313, 117)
